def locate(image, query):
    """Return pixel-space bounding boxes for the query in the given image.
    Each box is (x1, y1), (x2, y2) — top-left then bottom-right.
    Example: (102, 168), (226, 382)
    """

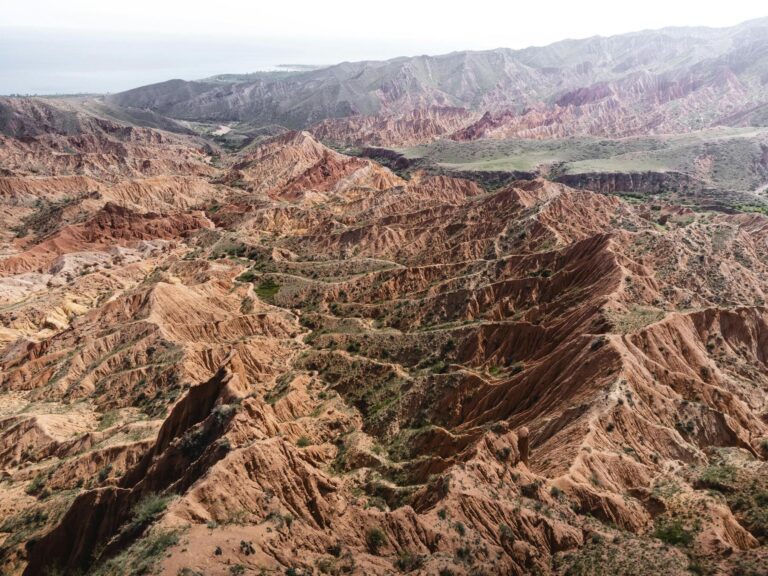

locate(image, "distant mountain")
(107, 18), (768, 143)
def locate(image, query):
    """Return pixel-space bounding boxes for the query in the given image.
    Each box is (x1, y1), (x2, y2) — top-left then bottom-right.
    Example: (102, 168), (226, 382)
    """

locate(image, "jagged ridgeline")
(1, 18), (768, 576)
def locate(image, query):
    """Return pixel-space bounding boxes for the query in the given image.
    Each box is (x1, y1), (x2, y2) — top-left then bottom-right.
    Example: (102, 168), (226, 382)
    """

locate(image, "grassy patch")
(97, 410), (121, 431)
(236, 269), (257, 283)
(91, 529), (181, 576)
(255, 278), (280, 301)
(653, 518), (695, 547)
(296, 436), (312, 448)
(125, 493), (173, 532)
(698, 464), (737, 491)
(25, 473), (47, 496)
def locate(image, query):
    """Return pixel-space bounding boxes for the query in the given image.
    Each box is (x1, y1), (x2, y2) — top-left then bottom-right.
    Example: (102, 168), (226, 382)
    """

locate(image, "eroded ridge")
(0, 99), (767, 575)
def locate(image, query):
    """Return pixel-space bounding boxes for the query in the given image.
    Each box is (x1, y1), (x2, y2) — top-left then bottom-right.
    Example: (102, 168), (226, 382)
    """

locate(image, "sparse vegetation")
(97, 410), (121, 430)
(25, 474), (47, 497)
(90, 529), (181, 576)
(401, 127), (768, 199)
(653, 518), (695, 547)
(127, 493), (173, 531)
(606, 305), (665, 333)
(395, 551), (425, 572)
(6, 37), (768, 576)
(366, 527), (387, 554)
(236, 269), (257, 283)
(98, 464), (113, 483)
(296, 435), (312, 447)
(255, 278), (281, 300)
(698, 464), (736, 491)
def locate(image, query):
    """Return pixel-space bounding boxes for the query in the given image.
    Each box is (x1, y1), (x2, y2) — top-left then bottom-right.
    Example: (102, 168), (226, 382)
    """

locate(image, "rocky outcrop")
(2, 100), (768, 576)
(554, 170), (704, 195)
(228, 131), (403, 199)
(0, 202), (212, 274)
(24, 361), (242, 575)
(311, 107), (477, 147)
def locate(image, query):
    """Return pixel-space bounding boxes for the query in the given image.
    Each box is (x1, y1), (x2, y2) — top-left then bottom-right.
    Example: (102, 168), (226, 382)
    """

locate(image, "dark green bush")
(653, 519), (694, 547)
(366, 527), (386, 554)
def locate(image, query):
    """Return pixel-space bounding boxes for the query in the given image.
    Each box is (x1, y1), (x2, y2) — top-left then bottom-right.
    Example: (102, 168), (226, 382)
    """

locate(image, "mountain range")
(106, 17), (768, 143)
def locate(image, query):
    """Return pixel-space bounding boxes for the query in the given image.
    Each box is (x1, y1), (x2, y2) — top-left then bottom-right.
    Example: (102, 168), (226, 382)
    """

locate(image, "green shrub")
(236, 270), (257, 283)
(653, 519), (694, 547)
(255, 278), (280, 300)
(366, 527), (387, 554)
(430, 360), (448, 374)
(521, 480), (541, 498)
(25, 474), (47, 496)
(455, 546), (471, 562)
(240, 296), (254, 314)
(130, 493), (172, 528)
(179, 427), (210, 460)
(346, 341), (361, 354)
(98, 464), (113, 483)
(394, 551), (424, 572)
(499, 523), (514, 545)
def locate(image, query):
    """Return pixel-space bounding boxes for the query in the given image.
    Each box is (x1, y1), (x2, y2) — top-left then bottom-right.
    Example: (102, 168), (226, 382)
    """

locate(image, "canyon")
(1, 17), (768, 576)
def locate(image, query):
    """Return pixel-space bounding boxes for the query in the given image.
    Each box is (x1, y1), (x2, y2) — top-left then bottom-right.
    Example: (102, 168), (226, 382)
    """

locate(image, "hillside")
(393, 128), (768, 203)
(0, 96), (767, 575)
(105, 18), (768, 144)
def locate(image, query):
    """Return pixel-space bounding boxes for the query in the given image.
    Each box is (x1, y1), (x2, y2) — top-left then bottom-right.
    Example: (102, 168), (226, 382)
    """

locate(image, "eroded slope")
(0, 108), (767, 576)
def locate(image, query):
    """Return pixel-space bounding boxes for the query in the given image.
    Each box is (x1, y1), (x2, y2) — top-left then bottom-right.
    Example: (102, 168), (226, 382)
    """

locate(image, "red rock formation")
(311, 106), (478, 146)
(1, 101), (768, 576)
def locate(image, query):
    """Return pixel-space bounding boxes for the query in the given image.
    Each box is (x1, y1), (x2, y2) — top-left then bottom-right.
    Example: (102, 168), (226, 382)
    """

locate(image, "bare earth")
(0, 88), (767, 576)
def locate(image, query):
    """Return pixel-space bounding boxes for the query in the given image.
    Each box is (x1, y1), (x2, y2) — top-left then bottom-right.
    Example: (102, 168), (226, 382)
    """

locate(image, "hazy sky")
(2, 0), (767, 94)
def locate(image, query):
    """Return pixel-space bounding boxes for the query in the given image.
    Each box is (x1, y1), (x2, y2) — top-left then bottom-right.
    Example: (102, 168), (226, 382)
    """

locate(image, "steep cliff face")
(554, 171), (704, 195)
(23, 363), (242, 576)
